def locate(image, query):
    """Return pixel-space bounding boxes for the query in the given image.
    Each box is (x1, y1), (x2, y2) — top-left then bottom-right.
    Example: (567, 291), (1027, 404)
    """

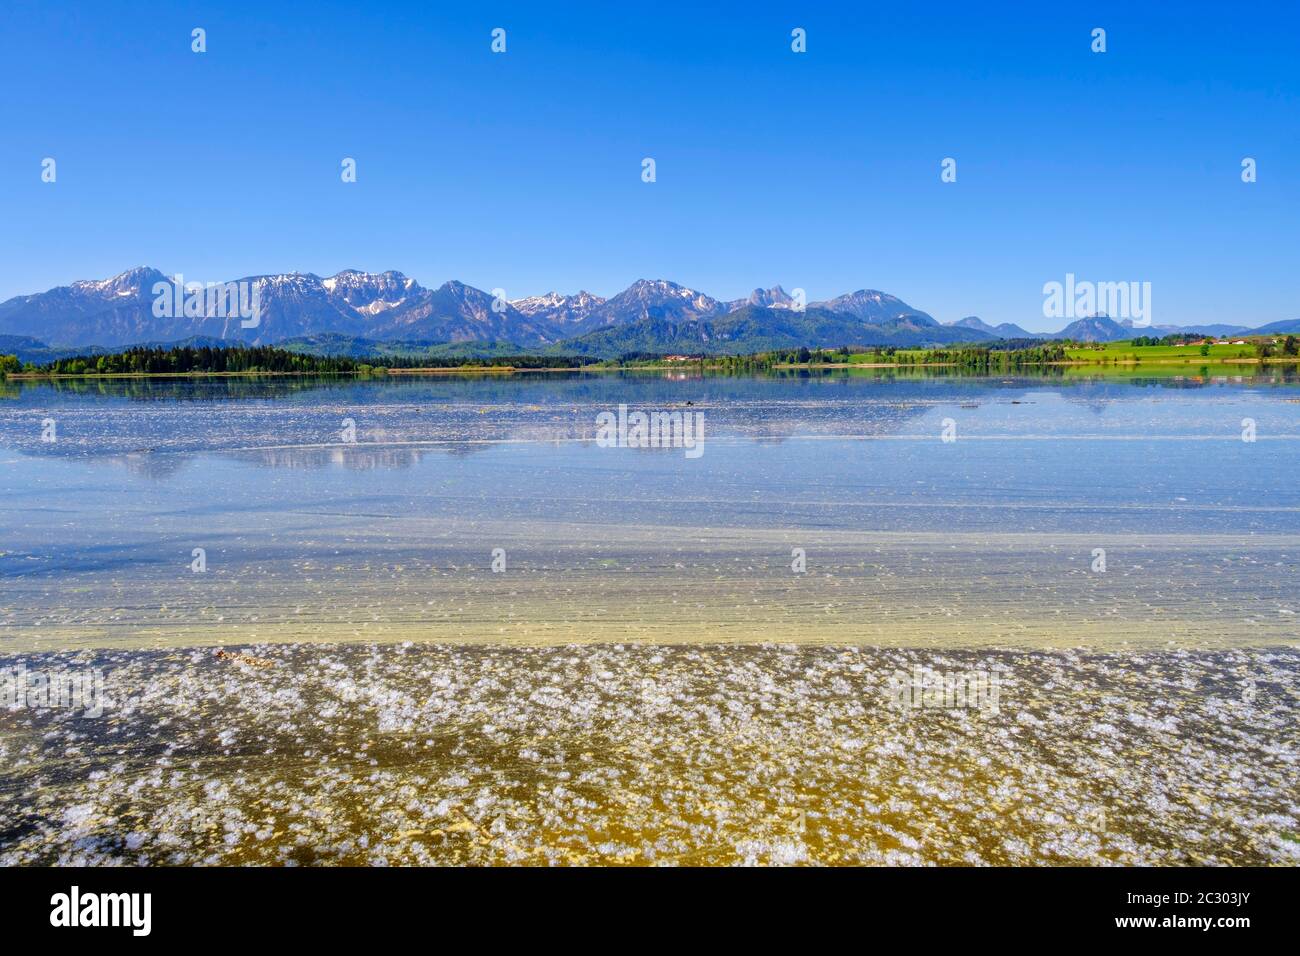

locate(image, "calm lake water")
(1, 368), (1298, 650)
(2, 368), (1298, 866)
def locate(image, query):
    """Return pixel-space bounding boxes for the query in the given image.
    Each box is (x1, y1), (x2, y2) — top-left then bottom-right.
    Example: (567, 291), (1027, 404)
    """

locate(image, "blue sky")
(1, 0), (1296, 330)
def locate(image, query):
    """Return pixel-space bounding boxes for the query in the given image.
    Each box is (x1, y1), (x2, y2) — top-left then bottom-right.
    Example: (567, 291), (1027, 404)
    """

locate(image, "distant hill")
(1119, 320), (1252, 338)
(0, 334), (267, 365)
(1056, 315), (1131, 342)
(276, 334), (533, 361)
(947, 317), (1040, 340)
(1251, 318), (1300, 335)
(0, 334), (54, 361)
(0, 334), (115, 364)
(560, 306), (988, 359)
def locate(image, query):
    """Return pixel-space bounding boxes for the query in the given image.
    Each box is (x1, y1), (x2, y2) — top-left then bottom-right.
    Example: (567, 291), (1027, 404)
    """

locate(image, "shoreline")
(5, 355), (1299, 381)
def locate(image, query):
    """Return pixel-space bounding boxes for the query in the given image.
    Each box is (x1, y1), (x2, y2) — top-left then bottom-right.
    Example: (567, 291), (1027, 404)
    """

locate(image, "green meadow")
(1063, 342), (1259, 363)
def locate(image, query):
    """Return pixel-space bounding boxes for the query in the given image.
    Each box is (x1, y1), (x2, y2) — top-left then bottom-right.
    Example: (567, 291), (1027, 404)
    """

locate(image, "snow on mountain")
(0, 268), (1280, 352)
(510, 290), (607, 328)
(727, 286), (797, 311)
(812, 289), (938, 326)
(597, 279), (724, 325)
(68, 266), (164, 298)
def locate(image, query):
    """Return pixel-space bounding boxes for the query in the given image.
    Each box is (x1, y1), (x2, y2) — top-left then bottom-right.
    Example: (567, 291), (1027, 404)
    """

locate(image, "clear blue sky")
(1, 0), (1296, 330)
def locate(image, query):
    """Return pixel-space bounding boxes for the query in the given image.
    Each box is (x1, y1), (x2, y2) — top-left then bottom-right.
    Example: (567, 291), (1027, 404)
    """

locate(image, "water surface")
(2, 369), (1298, 651)
(3, 369), (1298, 866)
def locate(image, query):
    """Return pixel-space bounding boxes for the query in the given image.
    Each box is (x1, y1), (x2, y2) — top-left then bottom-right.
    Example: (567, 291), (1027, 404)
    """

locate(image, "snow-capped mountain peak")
(728, 285), (796, 311)
(813, 289), (937, 325)
(12, 266), (1248, 356)
(319, 270), (421, 312)
(510, 290), (607, 326)
(69, 266), (164, 298)
(600, 279), (723, 324)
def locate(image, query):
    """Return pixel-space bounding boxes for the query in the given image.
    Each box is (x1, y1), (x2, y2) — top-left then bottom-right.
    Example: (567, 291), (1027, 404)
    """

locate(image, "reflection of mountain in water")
(227, 445), (455, 471)
(3, 368), (1298, 478)
(231, 446), (428, 471)
(12, 364), (1300, 409)
(2, 394), (939, 476)
(37, 375), (363, 404)
(112, 451), (191, 480)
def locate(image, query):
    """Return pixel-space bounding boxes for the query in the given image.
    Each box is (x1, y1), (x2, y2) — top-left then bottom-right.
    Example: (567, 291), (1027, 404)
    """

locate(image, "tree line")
(3, 346), (603, 377)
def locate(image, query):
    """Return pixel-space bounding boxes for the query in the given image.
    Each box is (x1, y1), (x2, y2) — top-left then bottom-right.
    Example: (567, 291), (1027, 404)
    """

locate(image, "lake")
(3, 368), (1298, 651)
(1, 368), (1297, 864)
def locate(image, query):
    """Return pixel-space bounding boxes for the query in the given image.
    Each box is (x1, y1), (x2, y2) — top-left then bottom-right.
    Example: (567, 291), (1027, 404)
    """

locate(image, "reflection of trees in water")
(9, 365), (1297, 426)
(1053, 367), (1300, 414)
(6, 364), (1299, 478)
(37, 375), (362, 403)
(0, 441), (492, 482)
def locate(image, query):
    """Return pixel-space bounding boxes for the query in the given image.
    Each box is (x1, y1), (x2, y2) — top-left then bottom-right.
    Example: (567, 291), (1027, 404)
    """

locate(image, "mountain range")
(0, 268), (1292, 361)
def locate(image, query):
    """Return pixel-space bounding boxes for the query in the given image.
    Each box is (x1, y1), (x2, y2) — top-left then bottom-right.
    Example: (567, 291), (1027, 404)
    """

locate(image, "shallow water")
(2, 369), (1298, 651)
(2, 369), (1297, 866)
(2, 643), (1296, 865)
